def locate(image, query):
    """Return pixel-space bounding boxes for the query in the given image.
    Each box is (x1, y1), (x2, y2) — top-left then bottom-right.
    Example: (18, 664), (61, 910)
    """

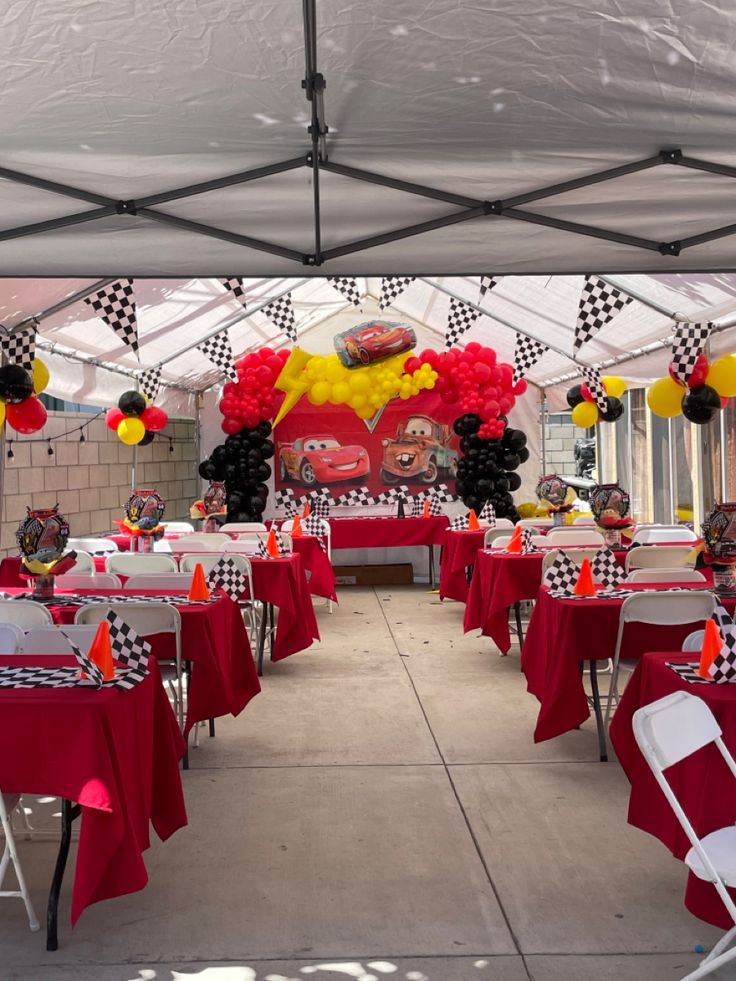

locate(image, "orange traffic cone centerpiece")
(467, 509), (480, 531)
(266, 528), (280, 558)
(573, 558), (597, 597)
(698, 618), (723, 679)
(505, 526), (523, 554)
(188, 562), (211, 601)
(422, 499), (431, 519)
(302, 503), (311, 518)
(88, 620), (115, 681)
(291, 515), (303, 537)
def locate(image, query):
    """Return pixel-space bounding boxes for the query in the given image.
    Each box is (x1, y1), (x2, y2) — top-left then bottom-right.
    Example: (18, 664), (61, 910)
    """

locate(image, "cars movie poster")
(274, 390), (459, 501)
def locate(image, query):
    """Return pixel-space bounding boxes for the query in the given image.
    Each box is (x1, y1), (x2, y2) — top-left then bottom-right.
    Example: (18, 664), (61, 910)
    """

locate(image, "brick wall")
(0, 412), (197, 557)
(544, 412), (579, 475)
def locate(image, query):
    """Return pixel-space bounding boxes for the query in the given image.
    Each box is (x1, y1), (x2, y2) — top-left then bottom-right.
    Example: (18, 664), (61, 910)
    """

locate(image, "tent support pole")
(6, 279), (117, 333)
(540, 391), (547, 473)
(668, 418), (676, 523)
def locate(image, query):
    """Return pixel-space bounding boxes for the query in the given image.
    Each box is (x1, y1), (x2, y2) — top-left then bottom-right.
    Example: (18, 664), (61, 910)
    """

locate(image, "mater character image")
(381, 415), (458, 485)
(335, 321), (416, 367)
(279, 435), (371, 486)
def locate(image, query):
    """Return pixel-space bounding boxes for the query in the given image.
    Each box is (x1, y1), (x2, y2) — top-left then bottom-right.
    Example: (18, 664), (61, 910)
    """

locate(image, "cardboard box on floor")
(334, 563), (414, 586)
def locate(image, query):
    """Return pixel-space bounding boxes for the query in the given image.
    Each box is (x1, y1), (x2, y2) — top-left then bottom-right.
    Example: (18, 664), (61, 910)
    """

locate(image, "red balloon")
(257, 347), (275, 362)
(669, 353), (709, 389)
(140, 406), (168, 431)
(513, 379), (528, 396)
(473, 362), (491, 383)
(7, 396), (47, 434)
(404, 357), (422, 374)
(222, 418), (241, 435)
(722, 396), (729, 408)
(266, 355), (282, 375)
(105, 407), (125, 431)
(581, 384), (595, 403)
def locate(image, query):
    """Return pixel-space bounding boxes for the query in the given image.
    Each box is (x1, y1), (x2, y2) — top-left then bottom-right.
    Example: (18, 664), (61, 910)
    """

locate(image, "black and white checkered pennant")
(519, 528), (535, 554)
(450, 513), (470, 530)
(261, 293), (297, 342)
(479, 500), (496, 526)
(710, 603), (736, 683)
(220, 278), (248, 305)
(379, 277), (414, 311)
(543, 551), (579, 592)
(304, 490), (332, 518)
(432, 483), (457, 504)
(373, 486), (411, 506)
(138, 365), (162, 401)
(514, 334), (547, 383)
(328, 277), (362, 307)
(207, 556), (249, 601)
(275, 489), (297, 514)
(446, 297), (479, 348)
(62, 630), (105, 688)
(104, 612), (152, 672)
(1, 322), (37, 370)
(581, 365), (609, 412)
(574, 276), (631, 354)
(426, 494), (445, 516)
(198, 331), (238, 383)
(335, 486), (373, 507)
(85, 279), (138, 354)
(671, 322), (713, 385)
(302, 514), (326, 536)
(590, 547), (625, 588)
(478, 276), (499, 302)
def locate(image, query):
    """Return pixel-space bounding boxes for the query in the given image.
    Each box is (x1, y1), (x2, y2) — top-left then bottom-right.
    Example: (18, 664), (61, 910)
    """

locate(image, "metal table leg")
(256, 604), (268, 676)
(46, 799), (81, 951)
(428, 545), (435, 587)
(588, 660), (609, 762)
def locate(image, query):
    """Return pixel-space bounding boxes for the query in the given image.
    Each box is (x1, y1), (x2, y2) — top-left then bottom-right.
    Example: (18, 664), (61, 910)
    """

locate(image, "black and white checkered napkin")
(450, 513), (470, 531)
(103, 611), (152, 672)
(261, 292), (297, 342)
(666, 662), (709, 685)
(479, 501), (496, 527)
(85, 279), (138, 354)
(519, 528), (536, 554)
(198, 330), (238, 383)
(328, 277), (362, 307)
(426, 493), (445, 516)
(1, 322), (37, 370)
(590, 547), (626, 587)
(671, 322), (713, 385)
(446, 297), (479, 348)
(410, 497), (425, 517)
(379, 277), (414, 310)
(709, 603), (736, 683)
(543, 551), (579, 592)
(138, 365), (162, 401)
(207, 556), (249, 601)
(513, 334), (547, 384)
(62, 630), (105, 688)
(8, 592), (213, 607)
(256, 530), (288, 559)
(574, 276), (632, 353)
(478, 275), (499, 302)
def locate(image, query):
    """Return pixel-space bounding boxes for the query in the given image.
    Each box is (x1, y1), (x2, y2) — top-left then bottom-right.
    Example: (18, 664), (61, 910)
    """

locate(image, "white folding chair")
(518, 517), (553, 528)
(484, 528), (511, 547)
(67, 537), (118, 555)
(123, 573), (193, 592)
(66, 550), (95, 574)
(572, 516), (597, 525)
(0, 601), (53, 629)
(0, 623), (23, 654)
(682, 629), (706, 652)
(54, 573), (123, 590)
(625, 545), (695, 573)
(633, 691), (736, 980)
(22, 624), (99, 655)
(161, 521), (195, 533)
(220, 522), (267, 533)
(541, 547), (603, 574)
(178, 533), (230, 549)
(544, 528), (605, 546)
(632, 525), (698, 545)
(490, 534), (547, 550)
(626, 568), (706, 584)
(222, 538), (261, 554)
(282, 518), (333, 613)
(105, 553), (178, 575)
(0, 791), (39, 931)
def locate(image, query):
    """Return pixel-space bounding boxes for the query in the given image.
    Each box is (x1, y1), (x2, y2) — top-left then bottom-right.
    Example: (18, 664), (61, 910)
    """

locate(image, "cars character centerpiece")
(16, 504), (76, 598)
(190, 480), (227, 531)
(279, 436), (370, 486)
(381, 415), (457, 485)
(697, 503), (736, 594)
(589, 482), (633, 546)
(116, 489), (166, 550)
(335, 321), (416, 368)
(536, 474), (576, 526)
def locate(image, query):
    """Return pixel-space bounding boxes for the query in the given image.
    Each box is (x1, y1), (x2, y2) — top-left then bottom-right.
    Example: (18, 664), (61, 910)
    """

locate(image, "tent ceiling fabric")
(3, 1), (736, 274)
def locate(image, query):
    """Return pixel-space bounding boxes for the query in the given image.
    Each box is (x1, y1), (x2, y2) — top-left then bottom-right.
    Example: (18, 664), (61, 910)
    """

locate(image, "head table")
(611, 652), (736, 930)
(0, 655), (186, 947)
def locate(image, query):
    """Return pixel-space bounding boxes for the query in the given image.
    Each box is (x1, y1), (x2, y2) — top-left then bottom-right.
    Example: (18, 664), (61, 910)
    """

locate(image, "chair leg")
(256, 603), (267, 676)
(0, 804), (39, 933)
(209, 719), (215, 738)
(588, 660), (608, 762)
(514, 602), (525, 648)
(683, 938), (736, 980)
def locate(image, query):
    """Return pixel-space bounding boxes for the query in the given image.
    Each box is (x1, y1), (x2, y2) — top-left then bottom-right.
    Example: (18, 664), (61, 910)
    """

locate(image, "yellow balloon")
(0, 401), (5, 427)
(706, 354), (736, 398)
(602, 375), (626, 399)
(324, 357), (344, 383)
(117, 417), (145, 445)
(308, 381), (330, 405)
(32, 358), (50, 394)
(571, 400), (600, 428)
(331, 381), (351, 404)
(646, 375), (685, 417)
(350, 372), (370, 394)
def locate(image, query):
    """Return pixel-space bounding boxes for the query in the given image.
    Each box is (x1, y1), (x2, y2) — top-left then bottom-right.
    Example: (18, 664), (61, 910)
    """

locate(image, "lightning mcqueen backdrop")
(274, 391), (459, 502)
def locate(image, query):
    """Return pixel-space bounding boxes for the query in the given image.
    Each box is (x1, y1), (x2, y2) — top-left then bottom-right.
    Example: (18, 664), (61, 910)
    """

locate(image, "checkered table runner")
(666, 662), (710, 685)
(2, 592), (215, 607)
(0, 665), (145, 690)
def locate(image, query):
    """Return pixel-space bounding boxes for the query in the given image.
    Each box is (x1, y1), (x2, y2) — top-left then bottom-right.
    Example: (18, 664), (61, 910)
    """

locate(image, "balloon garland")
(105, 390), (169, 445)
(647, 353), (736, 424)
(566, 375), (627, 428)
(0, 358), (51, 434)
(198, 422), (274, 522)
(453, 413), (527, 521)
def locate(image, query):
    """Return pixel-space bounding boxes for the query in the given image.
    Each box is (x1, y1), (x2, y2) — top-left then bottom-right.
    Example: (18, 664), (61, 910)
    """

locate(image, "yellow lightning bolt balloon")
(272, 347), (314, 427)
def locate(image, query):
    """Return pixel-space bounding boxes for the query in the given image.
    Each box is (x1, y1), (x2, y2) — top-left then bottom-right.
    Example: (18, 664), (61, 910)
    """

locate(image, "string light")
(7, 441), (13, 460)
(168, 438), (174, 453)
(47, 439), (54, 457)
(79, 432), (86, 443)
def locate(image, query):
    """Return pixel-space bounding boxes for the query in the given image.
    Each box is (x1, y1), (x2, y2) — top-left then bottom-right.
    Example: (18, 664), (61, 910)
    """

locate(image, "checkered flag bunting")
(450, 513), (470, 530)
(478, 275), (499, 302)
(138, 365), (162, 401)
(261, 292), (297, 342)
(220, 278), (248, 305)
(431, 484), (456, 503)
(198, 330), (238, 383)
(1, 321), (37, 370)
(543, 551), (580, 592)
(479, 500), (496, 526)
(514, 334), (547, 383)
(581, 365), (609, 411)
(104, 612), (152, 672)
(446, 297), (479, 348)
(306, 492), (331, 518)
(574, 276), (632, 354)
(671, 322), (713, 385)
(207, 556), (249, 601)
(85, 279), (139, 354)
(302, 514), (326, 536)
(590, 547), (625, 588)
(328, 277), (362, 307)
(336, 487), (373, 507)
(373, 485), (411, 505)
(379, 277), (414, 311)
(275, 488), (297, 514)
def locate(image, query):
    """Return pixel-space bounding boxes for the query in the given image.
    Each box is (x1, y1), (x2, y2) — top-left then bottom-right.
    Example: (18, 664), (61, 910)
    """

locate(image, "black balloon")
(453, 414), (482, 437)
(199, 422), (274, 520)
(261, 440), (275, 460)
(502, 452), (521, 471)
(566, 384), (585, 409)
(256, 421), (272, 438)
(682, 384), (722, 425)
(507, 472), (522, 492)
(507, 429), (527, 451)
(0, 364), (33, 404)
(599, 396), (625, 422)
(138, 431), (155, 446)
(198, 460), (216, 480)
(118, 390), (146, 417)
(518, 447), (530, 464)
(453, 414), (526, 521)
(248, 495), (266, 513)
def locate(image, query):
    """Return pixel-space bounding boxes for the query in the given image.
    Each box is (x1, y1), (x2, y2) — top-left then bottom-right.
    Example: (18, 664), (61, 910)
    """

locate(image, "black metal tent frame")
(2, 2), (736, 268)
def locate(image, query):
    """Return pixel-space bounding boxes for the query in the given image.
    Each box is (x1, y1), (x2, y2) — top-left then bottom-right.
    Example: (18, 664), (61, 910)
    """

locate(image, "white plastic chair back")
(66, 550), (95, 574)
(123, 573), (193, 592)
(489, 533), (548, 550)
(544, 528), (605, 546)
(235, 531), (265, 541)
(682, 629), (706, 652)
(161, 521), (195, 533)
(626, 568), (706, 584)
(22, 624), (99, 655)
(0, 600), (53, 629)
(182, 533), (230, 548)
(179, 552), (251, 575)
(518, 517), (553, 528)
(633, 525), (698, 544)
(106, 553), (178, 575)
(572, 516), (596, 525)
(541, 547), (603, 573)
(54, 572), (123, 590)
(280, 532), (293, 553)
(221, 522), (267, 533)
(493, 517), (515, 529)
(625, 545), (695, 572)
(0, 623), (23, 654)
(67, 536), (119, 555)
(223, 538), (261, 554)
(0, 790), (39, 930)
(484, 528), (512, 547)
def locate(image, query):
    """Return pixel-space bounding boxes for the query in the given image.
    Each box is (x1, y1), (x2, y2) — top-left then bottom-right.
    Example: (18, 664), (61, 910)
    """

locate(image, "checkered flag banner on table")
(60, 630), (105, 689)
(261, 292), (297, 342)
(581, 364), (609, 412)
(574, 276), (632, 354)
(1, 321), (37, 370)
(519, 528), (535, 554)
(198, 330), (238, 383)
(302, 514), (327, 536)
(328, 277), (362, 307)
(220, 277), (248, 306)
(514, 334), (547, 384)
(450, 513), (470, 530)
(335, 486), (373, 507)
(432, 483), (457, 503)
(275, 488), (297, 514)
(207, 556), (249, 601)
(671, 321), (713, 385)
(590, 547), (626, 588)
(373, 485), (411, 505)
(379, 277), (414, 311)
(137, 365), (162, 401)
(305, 490), (332, 517)
(446, 297), (479, 348)
(257, 530), (288, 558)
(104, 611), (152, 673)
(478, 275), (499, 302)
(410, 498), (425, 516)
(85, 279), (139, 355)
(709, 603), (736, 683)
(543, 550), (579, 592)
(479, 500), (496, 526)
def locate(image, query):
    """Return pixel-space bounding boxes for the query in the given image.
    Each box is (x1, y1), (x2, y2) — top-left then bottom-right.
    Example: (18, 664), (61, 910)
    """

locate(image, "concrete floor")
(2, 586), (732, 980)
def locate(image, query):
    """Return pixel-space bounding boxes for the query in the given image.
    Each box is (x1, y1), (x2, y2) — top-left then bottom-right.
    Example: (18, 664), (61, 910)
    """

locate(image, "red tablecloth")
(523, 586), (736, 743)
(439, 529), (486, 603)
(327, 516), (448, 549)
(0, 586), (260, 734)
(611, 652), (736, 929)
(290, 536), (337, 602)
(249, 554), (320, 661)
(0, 655), (187, 925)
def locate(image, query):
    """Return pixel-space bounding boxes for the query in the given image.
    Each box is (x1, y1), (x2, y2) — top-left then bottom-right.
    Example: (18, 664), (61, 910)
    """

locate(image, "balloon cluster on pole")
(453, 413), (526, 520)
(647, 353), (736, 424)
(106, 391), (169, 445)
(198, 421), (274, 522)
(567, 376), (627, 427)
(0, 358), (51, 434)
